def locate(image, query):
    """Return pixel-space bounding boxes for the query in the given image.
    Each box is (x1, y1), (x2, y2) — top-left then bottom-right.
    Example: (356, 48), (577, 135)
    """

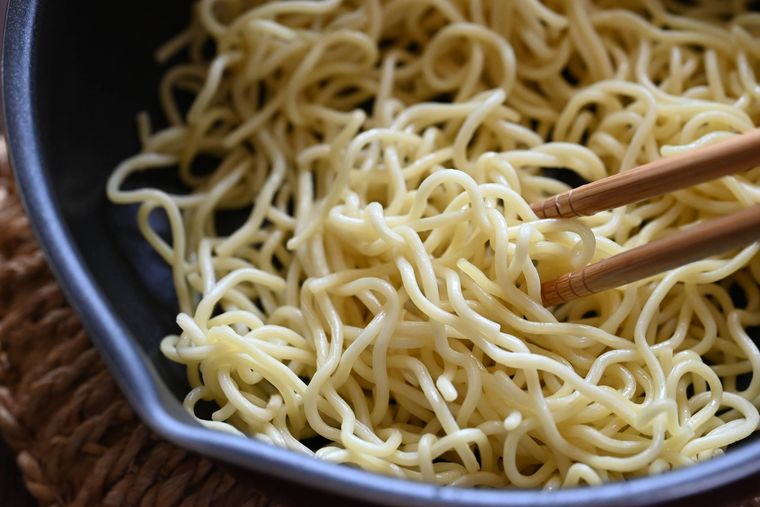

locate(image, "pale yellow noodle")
(108, 0), (760, 489)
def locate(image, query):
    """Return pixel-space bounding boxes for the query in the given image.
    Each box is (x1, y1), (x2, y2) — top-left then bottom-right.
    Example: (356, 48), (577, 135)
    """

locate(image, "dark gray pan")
(4, 0), (760, 505)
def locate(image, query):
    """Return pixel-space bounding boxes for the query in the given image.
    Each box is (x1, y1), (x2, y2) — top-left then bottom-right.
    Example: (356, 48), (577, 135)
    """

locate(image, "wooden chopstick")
(531, 129), (760, 219)
(541, 205), (760, 306)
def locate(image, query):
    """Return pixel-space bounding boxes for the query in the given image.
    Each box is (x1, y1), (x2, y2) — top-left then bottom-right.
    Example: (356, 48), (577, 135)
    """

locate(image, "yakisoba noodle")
(107, 0), (760, 488)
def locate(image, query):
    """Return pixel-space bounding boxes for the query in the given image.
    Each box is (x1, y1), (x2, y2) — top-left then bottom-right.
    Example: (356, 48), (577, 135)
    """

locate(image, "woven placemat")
(0, 141), (279, 507)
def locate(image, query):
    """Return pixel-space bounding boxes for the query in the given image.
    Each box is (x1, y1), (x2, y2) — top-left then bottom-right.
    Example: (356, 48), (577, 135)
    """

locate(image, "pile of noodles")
(107, 0), (760, 488)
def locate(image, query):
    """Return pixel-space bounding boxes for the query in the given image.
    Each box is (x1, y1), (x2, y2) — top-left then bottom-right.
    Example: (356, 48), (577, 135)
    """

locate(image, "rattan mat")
(3, 139), (760, 507)
(0, 142), (280, 507)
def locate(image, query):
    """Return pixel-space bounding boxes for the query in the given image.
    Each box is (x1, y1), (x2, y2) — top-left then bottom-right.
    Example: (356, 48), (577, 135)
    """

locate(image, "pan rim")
(3, 0), (760, 505)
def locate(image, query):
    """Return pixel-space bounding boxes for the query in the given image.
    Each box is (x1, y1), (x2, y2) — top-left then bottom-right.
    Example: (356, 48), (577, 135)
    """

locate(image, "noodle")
(107, 0), (760, 488)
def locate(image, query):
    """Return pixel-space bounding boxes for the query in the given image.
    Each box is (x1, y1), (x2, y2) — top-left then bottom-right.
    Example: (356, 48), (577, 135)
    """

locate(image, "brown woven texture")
(0, 141), (278, 507)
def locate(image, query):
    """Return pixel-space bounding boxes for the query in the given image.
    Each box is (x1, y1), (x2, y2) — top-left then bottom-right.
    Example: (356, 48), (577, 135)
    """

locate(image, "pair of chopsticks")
(535, 129), (760, 306)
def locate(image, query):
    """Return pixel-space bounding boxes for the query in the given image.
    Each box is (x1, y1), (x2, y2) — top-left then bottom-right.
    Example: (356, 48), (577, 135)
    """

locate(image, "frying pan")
(4, 0), (760, 505)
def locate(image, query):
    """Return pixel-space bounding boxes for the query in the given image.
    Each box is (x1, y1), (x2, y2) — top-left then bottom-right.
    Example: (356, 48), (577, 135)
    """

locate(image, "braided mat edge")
(0, 142), (275, 507)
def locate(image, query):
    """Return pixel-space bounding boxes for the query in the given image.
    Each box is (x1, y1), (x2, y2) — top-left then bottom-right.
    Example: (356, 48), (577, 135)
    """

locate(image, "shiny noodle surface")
(108, 0), (760, 488)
